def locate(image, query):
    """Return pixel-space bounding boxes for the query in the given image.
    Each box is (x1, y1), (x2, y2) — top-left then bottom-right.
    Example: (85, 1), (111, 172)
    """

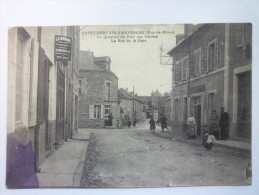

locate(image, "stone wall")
(79, 70), (118, 128)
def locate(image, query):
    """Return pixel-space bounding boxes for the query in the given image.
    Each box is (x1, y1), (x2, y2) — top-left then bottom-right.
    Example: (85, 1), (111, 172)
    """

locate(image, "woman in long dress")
(149, 117), (156, 133)
(187, 115), (196, 139)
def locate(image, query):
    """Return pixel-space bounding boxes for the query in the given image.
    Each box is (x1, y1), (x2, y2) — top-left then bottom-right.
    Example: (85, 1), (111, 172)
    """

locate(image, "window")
(236, 24), (244, 47)
(15, 35), (25, 122)
(181, 56), (189, 80)
(208, 39), (218, 71)
(79, 80), (82, 94)
(104, 105), (111, 115)
(106, 82), (111, 100)
(94, 105), (101, 118)
(194, 48), (201, 75)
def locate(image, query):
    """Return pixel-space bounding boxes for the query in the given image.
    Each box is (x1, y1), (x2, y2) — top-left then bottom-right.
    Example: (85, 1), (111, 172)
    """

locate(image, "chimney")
(184, 24), (196, 39)
(176, 34), (184, 44)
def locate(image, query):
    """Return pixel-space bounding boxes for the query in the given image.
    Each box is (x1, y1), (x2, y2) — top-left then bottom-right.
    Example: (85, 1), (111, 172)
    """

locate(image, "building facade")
(164, 96), (172, 125)
(7, 26), (80, 186)
(118, 88), (144, 122)
(78, 51), (119, 128)
(137, 96), (152, 119)
(168, 23), (252, 141)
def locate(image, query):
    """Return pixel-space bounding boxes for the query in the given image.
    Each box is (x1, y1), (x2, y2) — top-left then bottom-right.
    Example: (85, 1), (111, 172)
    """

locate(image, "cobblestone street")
(80, 121), (251, 188)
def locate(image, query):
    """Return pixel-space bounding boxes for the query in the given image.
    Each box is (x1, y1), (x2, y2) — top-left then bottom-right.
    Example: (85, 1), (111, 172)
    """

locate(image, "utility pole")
(132, 85), (135, 122)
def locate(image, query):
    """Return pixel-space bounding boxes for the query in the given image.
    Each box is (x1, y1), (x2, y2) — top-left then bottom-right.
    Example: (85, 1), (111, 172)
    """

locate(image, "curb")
(154, 132), (251, 155)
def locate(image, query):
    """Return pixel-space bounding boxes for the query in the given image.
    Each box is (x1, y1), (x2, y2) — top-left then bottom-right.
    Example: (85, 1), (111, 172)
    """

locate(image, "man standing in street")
(219, 107), (229, 140)
(160, 114), (167, 133)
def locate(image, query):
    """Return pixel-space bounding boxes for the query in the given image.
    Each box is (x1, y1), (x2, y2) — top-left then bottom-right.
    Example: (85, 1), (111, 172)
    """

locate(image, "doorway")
(191, 96), (202, 136)
(56, 62), (65, 144)
(237, 71), (251, 139)
(194, 105), (201, 136)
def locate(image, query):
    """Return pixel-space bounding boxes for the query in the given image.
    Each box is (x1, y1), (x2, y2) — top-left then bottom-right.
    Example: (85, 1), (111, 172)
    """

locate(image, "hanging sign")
(54, 35), (72, 61)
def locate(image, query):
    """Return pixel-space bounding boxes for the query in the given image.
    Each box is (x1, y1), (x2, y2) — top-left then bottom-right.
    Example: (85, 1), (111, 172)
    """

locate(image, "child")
(202, 131), (215, 150)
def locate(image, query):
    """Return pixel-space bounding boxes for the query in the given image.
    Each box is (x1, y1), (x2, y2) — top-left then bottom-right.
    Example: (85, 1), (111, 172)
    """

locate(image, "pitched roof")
(93, 56), (111, 63)
(118, 88), (143, 103)
(137, 96), (151, 103)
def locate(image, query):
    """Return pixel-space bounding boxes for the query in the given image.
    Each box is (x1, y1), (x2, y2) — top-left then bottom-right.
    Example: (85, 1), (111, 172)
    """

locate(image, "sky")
(80, 24), (184, 96)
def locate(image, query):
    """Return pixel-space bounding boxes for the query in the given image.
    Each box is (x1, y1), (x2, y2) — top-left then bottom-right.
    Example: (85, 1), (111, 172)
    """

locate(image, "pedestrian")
(108, 112), (113, 126)
(149, 117), (156, 133)
(133, 119), (137, 128)
(219, 107), (229, 140)
(128, 120), (131, 128)
(160, 114), (168, 133)
(209, 110), (220, 139)
(186, 114), (196, 139)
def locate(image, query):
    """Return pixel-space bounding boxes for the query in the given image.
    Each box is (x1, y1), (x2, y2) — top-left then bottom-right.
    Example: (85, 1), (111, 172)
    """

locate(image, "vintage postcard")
(6, 24), (251, 188)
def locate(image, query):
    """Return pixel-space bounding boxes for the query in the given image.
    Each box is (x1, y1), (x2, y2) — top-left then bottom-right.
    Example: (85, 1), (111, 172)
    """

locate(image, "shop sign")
(189, 85), (205, 94)
(55, 35), (72, 61)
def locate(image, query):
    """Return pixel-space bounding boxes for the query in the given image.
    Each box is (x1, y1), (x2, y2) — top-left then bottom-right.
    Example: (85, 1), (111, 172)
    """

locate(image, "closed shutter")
(101, 105), (104, 119)
(189, 54), (194, 78)
(89, 105), (94, 119)
(215, 40), (218, 69)
(179, 60), (183, 81)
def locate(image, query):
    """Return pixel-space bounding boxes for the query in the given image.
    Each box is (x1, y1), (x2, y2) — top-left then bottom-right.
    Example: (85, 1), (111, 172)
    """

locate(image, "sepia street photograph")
(5, 23), (252, 189)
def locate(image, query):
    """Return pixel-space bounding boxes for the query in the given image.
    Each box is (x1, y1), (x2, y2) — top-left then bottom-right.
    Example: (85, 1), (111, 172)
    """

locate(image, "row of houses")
(78, 51), (145, 129)
(165, 23), (252, 141)
(7, 26), (80, 185)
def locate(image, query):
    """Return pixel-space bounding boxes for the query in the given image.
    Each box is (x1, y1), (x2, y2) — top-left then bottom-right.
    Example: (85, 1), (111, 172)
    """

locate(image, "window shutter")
(189, 54), (194, 77)
(84, 80), (87, 95)
(179, 60), (183, 81)
(101, 105), (104, 119)
(187, 56), (189, 78)
(89, 105), (94, 119)
(203, 46), (209, 72)
(215, 40), (218, 69)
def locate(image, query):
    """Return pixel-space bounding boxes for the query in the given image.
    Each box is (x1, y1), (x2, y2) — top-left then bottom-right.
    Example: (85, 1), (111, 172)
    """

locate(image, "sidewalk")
(37, 129), (91, 187)
(154, 128), (251, 154)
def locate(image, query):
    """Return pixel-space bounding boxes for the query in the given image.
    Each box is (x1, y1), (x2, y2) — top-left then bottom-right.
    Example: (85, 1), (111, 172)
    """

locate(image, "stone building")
(78, 51), (119, 128)
(158, 92), (170, 117)
(7, 26), (80, 186)
(137, 96), (152, 118)
(168, 23), (252, 141)
(118, 88), (144, 122)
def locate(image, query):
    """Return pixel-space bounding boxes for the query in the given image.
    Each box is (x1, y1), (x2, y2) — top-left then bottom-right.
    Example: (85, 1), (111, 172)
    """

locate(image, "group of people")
(126, 119), (137, 128)
(186, 107), (229, 140)
(209, 107), (229, 140)
(105, 112), (113, 126)
(149, 114), (169, 134)
(119, 115), (137, 129)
